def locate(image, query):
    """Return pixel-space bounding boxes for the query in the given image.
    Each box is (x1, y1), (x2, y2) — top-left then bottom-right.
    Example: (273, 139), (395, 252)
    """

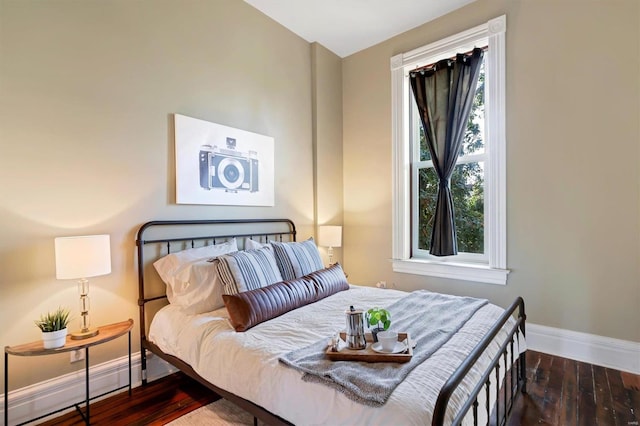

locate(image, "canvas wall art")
(174, 114), (275, 206)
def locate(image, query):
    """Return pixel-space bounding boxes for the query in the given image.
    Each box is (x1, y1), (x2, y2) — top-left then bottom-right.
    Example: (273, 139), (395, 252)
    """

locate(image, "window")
(391, 15), (508, 285)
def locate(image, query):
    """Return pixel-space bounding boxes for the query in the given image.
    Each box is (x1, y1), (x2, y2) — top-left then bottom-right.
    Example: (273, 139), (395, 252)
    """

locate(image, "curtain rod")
(411, 45), (488, 74)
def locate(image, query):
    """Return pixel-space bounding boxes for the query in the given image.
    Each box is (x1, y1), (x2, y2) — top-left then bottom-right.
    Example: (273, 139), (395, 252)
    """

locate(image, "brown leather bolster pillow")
(223, 263), (349, 332)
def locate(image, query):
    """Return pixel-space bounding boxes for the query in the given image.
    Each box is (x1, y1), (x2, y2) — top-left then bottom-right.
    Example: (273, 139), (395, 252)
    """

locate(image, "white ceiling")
(244, 0), (477, 58)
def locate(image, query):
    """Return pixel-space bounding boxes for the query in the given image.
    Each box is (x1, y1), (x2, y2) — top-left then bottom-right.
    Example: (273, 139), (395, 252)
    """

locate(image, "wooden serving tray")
(325, 332), (413, 363)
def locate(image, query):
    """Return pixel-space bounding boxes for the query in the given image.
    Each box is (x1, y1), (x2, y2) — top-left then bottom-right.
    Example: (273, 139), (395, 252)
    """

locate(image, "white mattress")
(148, 285), (524, 425)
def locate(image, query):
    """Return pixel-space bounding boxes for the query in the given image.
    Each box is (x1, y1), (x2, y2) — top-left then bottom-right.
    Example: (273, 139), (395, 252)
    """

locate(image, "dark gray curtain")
(409, 48), (484, 256)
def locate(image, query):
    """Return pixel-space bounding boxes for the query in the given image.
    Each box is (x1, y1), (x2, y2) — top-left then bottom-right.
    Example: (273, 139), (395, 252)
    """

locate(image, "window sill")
(392, 258), (509, 285)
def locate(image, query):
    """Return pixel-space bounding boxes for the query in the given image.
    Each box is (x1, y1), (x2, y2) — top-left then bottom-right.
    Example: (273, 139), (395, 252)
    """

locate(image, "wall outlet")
(376, 281), (387, 289)
(70, 349), (85, 363)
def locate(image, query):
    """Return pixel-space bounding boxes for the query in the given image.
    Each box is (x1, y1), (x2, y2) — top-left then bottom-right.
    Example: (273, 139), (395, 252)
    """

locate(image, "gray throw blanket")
(279, 290), (488, 406)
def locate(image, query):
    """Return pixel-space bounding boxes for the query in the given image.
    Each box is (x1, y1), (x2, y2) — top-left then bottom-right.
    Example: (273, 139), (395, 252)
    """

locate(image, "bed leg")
(141, 346), (148, 385)
(520, 350), (527, 394)
(517, 297), (527, 394)
(254, 416), (258, 426)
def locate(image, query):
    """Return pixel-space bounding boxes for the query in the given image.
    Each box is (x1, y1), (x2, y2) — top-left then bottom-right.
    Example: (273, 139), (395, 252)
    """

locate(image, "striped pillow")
(217, 245), (283, 295)
(270, 238), (324, 281)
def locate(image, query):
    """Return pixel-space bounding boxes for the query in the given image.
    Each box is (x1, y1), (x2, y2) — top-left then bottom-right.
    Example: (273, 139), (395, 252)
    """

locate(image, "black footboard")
(433, 297), (527, 426)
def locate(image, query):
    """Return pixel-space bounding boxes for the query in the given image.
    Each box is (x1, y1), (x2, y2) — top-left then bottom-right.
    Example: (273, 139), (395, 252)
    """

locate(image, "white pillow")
(153, 239), (238, 313)
(244, 238), (267, 250)
(171, 259), (227, 314)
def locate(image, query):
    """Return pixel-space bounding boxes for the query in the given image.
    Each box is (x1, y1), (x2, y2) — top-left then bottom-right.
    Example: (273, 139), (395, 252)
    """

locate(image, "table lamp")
(318, 225), (342, 266)
(55, 234), (111, 339)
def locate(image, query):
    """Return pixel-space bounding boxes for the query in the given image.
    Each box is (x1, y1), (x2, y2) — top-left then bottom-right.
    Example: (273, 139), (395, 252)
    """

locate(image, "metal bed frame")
(136, 218), (527, 426)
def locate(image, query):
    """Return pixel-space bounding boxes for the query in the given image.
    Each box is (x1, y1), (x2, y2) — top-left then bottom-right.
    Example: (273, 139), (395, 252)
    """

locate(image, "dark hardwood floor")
(37, 373), (220, 426)
(37, 350), (639, 425)
(508, 351), (640, 426)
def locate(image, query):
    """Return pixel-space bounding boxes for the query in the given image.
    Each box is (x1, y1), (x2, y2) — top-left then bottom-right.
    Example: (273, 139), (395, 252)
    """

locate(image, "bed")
(136, 219), (527, 425)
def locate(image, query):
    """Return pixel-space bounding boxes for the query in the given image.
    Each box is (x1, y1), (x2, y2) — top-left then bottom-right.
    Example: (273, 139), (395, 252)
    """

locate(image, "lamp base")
(70, 328), (99, 340)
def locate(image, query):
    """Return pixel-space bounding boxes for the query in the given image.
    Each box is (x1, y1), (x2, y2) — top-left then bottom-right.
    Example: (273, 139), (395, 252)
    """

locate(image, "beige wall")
(0, 0), (318, 390)
(343, 0), (640, 343)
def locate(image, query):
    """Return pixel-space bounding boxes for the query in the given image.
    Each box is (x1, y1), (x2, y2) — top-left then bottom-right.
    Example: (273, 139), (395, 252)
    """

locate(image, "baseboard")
(1, 351), (177, 426)
(527, 323), (640, 374)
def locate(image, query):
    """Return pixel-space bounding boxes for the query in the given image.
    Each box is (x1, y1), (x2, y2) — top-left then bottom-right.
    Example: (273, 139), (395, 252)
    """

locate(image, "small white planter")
(42, 328), (68, 349)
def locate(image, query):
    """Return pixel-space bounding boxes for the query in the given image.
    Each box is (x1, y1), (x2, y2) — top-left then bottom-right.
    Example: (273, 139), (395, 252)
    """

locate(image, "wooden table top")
(5, 319), (133, 356)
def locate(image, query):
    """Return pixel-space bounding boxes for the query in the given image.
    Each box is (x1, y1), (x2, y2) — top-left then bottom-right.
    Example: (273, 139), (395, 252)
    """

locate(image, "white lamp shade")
(55, 234), (111, 279)
(318, 226), (342, 248)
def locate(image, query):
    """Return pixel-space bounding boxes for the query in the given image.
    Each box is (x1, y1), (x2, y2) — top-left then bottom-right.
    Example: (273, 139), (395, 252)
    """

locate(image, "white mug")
(377, 330), (398, 351)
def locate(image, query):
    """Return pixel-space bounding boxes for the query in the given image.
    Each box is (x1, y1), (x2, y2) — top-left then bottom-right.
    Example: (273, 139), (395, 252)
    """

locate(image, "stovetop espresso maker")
(345, 305), (367, 350)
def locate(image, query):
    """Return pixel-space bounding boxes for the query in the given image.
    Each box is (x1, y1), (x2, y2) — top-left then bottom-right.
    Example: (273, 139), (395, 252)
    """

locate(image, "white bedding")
(148, 285), (524, 425)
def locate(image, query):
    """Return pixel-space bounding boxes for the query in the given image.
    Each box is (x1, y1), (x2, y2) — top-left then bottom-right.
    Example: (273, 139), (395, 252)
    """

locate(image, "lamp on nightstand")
(318, 225), (342, 266)
(55, 234), (111, 340)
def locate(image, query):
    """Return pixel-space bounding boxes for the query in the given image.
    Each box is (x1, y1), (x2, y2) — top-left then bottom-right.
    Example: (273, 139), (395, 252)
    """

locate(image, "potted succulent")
(365, 307), (391, 342)
(35, 307), (71, 349)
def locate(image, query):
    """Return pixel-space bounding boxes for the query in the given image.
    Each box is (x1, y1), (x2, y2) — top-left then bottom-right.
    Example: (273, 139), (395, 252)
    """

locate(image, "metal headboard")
(135, 218), (296, 346)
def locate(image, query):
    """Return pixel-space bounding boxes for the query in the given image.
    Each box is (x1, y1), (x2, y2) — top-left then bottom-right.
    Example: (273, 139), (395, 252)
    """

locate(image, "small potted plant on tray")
(365, 307), (391, 342)
(35, 307), (71, 349)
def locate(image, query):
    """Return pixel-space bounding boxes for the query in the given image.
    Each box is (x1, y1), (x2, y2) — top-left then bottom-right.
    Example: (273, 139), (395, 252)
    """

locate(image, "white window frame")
(390, 15), (509, 285)
(410, 105), (488, 264)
